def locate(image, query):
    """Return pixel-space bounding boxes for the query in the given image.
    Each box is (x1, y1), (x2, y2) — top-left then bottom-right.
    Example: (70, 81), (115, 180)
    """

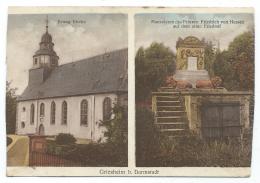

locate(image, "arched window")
(80, 100), (88, 125)
(40, 103), (45, 116)
(50, 101), (56, 124)
(30, 104), (35, 124)
(21, 122), (25, 128)
(103, 97), (112, 121)
(61, 101), (67, 125)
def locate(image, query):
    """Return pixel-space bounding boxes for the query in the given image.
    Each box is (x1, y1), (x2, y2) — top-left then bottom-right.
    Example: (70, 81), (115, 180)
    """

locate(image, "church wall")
(16, 93), (118, 141)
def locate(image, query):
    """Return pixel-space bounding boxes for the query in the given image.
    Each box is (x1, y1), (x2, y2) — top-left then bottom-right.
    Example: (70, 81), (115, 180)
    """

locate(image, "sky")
(6, 14), (127, 94)
(135, 13), (254, 52)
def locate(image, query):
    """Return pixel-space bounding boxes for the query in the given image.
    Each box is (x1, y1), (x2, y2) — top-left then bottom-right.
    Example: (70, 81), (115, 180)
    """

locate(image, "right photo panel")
(135, 9), (254, 167)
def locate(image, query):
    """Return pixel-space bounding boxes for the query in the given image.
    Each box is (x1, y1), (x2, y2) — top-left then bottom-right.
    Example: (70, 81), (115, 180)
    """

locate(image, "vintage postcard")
(6, 7), (254, 177)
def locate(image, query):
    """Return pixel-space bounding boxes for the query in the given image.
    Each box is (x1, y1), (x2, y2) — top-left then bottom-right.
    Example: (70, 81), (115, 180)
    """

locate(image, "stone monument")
(152, 36), (252, 139)
(174, 36), (210, 87)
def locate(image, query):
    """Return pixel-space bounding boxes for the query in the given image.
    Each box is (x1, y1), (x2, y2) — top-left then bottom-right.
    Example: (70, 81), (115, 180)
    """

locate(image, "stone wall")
(183, 91), (252, 137)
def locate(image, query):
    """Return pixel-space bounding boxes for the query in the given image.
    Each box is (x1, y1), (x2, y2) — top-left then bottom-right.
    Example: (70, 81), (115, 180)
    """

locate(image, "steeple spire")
(46, 15), (49, 33)
(32, 15), (59, 69)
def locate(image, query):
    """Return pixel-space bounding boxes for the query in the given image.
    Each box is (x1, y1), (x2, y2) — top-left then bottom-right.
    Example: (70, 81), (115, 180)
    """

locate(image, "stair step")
(156, 123), (188, 129)
(155, 122), (187, 125)
(157, 99), (180, 102)
(157, 117), (186, 123)
(157, 96), (179, 99)
(160, 129), (185, 132)
(157, 102), (181, 107)
(157, 116), (182, 119)
(157, 106), (184, 111)
(157, 111), (186, 117)
(157, 101), (180, 103)
(153, 92), (180, 96)
(157, 111), (185, 113)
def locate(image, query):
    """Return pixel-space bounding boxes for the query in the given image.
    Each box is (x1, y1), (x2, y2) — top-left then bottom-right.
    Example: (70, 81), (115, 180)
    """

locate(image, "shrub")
(135, 106), (252, 167)
(63, 142), (127, 167)
(55, 133), (76, 145)
(47, 105), (128, 167)
(136, 106), (165, 166)
(7, 137), (12, 146)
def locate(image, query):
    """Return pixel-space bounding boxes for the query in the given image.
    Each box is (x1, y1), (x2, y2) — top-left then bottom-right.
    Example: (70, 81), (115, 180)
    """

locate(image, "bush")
(7, 137), (12, 146)
(167, 133), (252, 167)
(46, 105), (128, 167)
(136, 106), (166, 166)
(135, 106), (252, 167)
(64, 142), (127, 167)
(55, 133), (76, 145)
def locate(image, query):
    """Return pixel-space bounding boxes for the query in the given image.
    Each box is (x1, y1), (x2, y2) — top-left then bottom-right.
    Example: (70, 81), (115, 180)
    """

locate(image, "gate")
(201, 102), (242, 139)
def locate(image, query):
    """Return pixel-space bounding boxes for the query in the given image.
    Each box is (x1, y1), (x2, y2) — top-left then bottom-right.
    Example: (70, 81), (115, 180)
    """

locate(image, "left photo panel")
(6, 13), (128, 167)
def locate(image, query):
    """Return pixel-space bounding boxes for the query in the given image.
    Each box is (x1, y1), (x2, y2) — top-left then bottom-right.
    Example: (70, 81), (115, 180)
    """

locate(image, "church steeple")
(32, 15), (59, 69)
(46, 15), (49, 33)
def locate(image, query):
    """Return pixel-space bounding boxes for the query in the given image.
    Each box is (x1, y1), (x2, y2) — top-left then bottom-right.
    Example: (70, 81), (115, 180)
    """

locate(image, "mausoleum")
(152, 36), (253, 139)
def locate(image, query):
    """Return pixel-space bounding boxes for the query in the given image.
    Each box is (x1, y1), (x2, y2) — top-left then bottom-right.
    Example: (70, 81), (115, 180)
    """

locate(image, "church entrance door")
(187, 57), (197, 70)
(38, 124), (45, 135)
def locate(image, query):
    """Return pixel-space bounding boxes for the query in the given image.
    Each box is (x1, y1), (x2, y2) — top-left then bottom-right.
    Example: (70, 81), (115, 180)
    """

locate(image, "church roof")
(18, 48), (128, 101)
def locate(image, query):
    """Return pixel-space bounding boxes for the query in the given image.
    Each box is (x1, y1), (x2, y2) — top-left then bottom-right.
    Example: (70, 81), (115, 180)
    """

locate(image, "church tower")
(32, 16), (59, 69)
(29, 16), (59, 85)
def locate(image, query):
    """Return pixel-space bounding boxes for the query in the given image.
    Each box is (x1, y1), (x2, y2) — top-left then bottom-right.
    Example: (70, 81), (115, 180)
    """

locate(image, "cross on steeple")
(46, 15), (49, 32)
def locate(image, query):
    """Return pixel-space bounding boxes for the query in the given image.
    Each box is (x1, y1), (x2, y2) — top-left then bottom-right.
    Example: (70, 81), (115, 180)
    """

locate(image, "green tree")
(6, 81), (17, 134)
(135, 42), (176, 102)
(213, 31), (254, 91)
(100, 104), (128, 165)
(135, 107), (161, 166)
(204, 41), (216, 77)
(214, 50), (239, 90)
(101, 105), (128, 146)
(228, 31), (254, 91)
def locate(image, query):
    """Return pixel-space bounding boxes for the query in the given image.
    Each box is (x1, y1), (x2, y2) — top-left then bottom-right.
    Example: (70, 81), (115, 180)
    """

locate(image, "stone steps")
(157, 106), (184, 111)
(157, 101), (181, 106)
(157, 111), (186, 116)
(154, 91), (189, 137)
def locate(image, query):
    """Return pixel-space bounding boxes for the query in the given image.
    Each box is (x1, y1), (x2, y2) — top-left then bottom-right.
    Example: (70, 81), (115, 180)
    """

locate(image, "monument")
(152, 36), (252, 139)
(174, 36), (210, 87)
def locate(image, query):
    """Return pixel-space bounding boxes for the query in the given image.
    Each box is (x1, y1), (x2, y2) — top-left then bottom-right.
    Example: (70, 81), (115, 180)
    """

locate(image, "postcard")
(6, 7), (254, 177)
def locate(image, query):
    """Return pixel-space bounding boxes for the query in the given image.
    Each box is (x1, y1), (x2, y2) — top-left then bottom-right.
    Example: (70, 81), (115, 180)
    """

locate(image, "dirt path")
(7, 136), (29, 166)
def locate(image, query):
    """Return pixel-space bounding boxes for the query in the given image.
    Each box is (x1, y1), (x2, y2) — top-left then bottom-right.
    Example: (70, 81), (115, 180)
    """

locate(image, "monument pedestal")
(174, 70), (210, 87)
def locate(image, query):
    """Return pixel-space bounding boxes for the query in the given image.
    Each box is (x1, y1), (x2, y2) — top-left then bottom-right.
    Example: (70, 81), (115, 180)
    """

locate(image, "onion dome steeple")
(32, 15), (59, 69)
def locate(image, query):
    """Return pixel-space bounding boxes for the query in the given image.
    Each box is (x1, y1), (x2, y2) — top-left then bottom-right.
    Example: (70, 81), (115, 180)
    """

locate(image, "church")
(16, 21), (128, 142)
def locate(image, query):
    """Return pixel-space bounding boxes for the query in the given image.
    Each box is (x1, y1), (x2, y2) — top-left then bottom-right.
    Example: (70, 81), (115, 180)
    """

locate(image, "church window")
(61, 101), (67, 125)
(30, 104), (35, 125)
(80, 100), (88, 125)
(21, 122), (25, 128)
(34, 58), (38, 65)
(40, 103), (45, 116)
(22, 107), (26, 112)
(50, 101), (56, 125)
(103, 97), (112, 121)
